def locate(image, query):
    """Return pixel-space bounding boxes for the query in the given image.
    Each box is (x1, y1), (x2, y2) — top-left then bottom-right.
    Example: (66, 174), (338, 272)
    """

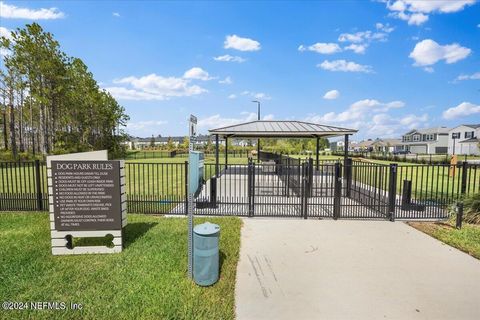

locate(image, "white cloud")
(0, 1), (65, 19)
(409, 39), (471, 66)
(442, 102), (480, 120)
(338, 29), (392, 43)
(407, 13), (429, 25)
(0, 48), (10, 57)
(375, 23), (395, 33)
(323, 90), (340, 100)
(126, 120), (167, 131)
(337, 24), (393, 54)
(198, 112), (274, 129)
(105, 73), (207, 101)
(113, 12), (121, 17)
(241, 91), (272, 100)
(219, 76), (233, 85)
(455, 72), (480, 81)
(228, 94), (237, 99)
(305, 98), (426, 138)
(344, 44), (367, 54)
(311, 99), (404, 123)
(104, 87), (164, 101)
(224, 34), (260, 51)
(298, 43), (341, 54)
(389, 0), (475, 14)
(213, 54), (246, 63)
(183, 67), (214, 81)
(423, 66), (434, 73)
(367, 113), (429, 137)
(385, 0), (475, 26)
(0, 26), (12, 40)
(317, 60), (373, 73)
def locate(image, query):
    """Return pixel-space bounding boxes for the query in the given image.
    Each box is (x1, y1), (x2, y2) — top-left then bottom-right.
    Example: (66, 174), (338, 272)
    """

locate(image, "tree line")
(0, 23), (129, 160)
(139, 135), (330, 154)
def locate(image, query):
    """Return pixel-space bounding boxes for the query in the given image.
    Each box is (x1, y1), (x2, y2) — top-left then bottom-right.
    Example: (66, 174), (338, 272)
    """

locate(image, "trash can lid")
(194, 222), (220, 236)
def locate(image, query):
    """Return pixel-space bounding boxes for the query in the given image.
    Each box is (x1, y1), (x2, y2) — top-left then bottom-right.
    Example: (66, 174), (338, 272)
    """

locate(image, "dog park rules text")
(51, 161), (122, 231)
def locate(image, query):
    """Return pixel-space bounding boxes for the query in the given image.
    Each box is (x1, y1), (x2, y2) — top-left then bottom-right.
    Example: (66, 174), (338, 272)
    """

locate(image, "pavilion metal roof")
(208, 120), (357, 138)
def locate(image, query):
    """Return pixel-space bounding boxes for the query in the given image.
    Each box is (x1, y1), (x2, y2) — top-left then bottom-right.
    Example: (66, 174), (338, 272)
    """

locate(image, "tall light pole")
(252, 100), (261, 161)
(252, 100), (260, 120)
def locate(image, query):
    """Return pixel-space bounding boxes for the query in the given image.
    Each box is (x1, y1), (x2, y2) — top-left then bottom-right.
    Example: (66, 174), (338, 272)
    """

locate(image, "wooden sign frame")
(47, 151), (126, 255)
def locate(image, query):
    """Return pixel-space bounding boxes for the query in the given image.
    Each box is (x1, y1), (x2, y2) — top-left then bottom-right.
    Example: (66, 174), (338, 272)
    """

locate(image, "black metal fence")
(0, 160), (48, 211)
(1, 158), (478, 220)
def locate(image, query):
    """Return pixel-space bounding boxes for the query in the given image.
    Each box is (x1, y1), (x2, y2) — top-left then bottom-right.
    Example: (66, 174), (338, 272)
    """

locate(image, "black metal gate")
(1, 159), (476, 218)
(194, 157), (461, 220)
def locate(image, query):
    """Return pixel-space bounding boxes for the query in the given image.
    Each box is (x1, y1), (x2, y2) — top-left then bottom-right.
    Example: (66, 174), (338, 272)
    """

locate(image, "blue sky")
(1, 1), (479, 140)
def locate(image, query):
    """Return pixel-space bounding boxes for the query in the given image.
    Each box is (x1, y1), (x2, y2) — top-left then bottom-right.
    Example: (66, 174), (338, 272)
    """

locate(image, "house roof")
(372, 138), (402, 146)
(459, 137), (479, 143)
(404, 127), (450, 135)
(356, 140), (374, 147)
(450, 124), (480, 131)
(208, 120), (357, 138)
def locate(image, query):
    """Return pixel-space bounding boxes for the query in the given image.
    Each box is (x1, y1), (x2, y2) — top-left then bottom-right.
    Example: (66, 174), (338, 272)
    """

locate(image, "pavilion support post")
(344, 134), (349, 178)
(344, 134), (349, 163)
(225, 136), (228, 170)
(316, 136), (320, 170)
(215, 134), (219, 177)
(257, 138), (260, 163)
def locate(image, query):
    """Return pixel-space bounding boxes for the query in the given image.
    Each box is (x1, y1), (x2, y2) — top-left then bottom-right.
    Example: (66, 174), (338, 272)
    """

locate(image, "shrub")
(463, 193), (480, 225)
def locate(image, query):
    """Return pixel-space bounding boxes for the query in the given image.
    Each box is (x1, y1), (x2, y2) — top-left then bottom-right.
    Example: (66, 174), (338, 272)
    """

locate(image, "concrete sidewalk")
(235, 219), (480, 320)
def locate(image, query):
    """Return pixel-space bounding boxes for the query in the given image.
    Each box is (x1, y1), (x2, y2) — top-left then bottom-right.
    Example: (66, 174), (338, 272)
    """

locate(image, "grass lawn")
(0, 212), (242, 320)
(408, 220), (480, 259)
(351, 158), (477, 202)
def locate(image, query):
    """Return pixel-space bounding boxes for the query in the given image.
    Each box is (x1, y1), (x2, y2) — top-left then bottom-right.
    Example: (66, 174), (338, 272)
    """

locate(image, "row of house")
(125, 135), (254, 150)
(126, 123), (479, 155)
(337, 124), (480, 155)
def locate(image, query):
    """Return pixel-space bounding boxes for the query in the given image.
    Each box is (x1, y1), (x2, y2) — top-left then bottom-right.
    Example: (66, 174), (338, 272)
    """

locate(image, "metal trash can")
(193, 222), (220, 286)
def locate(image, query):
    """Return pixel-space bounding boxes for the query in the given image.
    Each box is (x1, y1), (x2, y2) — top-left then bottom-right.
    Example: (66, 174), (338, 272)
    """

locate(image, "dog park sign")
(47, 151), (126, 255)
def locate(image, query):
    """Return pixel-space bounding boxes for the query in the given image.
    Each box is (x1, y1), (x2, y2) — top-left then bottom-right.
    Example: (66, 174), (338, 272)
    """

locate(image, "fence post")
(461, 161), (468, 194)
(247, 159), (254, 217)
(401, 180), (412, 210)
(308, 158), (313, 198)
(333, 162), (342, 220)
(34, 159), (43, 211)
(388, 163), (398, 222)
(456, 202), (463, 229)
(184, 161), (188, 215)
(302, 170), (308, 219)
(286, 157), (290, 197)
(345, 158), (352, 198)
(210, 176), (217, 208)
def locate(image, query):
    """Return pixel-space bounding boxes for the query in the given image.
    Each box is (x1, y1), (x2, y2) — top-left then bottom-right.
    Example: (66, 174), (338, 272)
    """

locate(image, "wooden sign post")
(449, 154), (458, 178)
(47, 151), (126, 255)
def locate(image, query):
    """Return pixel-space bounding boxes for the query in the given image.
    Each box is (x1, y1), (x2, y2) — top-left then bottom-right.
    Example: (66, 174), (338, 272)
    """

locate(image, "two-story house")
(448, 124), (480, 155)
(401, 127), (449, 154)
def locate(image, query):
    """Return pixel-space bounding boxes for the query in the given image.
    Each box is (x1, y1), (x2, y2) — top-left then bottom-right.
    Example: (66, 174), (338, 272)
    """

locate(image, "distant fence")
(332, 151), (477, 165)
(0, 159), (478, 218)
(125, 149), (251, 160)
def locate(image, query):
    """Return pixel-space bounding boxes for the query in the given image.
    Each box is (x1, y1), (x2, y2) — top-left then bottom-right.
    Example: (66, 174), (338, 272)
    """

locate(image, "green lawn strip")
(0, 212), (242, 320)
(352, 158), (471, 201)
(408, 221), (480, 259)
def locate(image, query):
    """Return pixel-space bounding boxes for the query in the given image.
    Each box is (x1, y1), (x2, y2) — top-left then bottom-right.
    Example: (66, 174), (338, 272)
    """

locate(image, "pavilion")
(208, 120), (358, 172)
